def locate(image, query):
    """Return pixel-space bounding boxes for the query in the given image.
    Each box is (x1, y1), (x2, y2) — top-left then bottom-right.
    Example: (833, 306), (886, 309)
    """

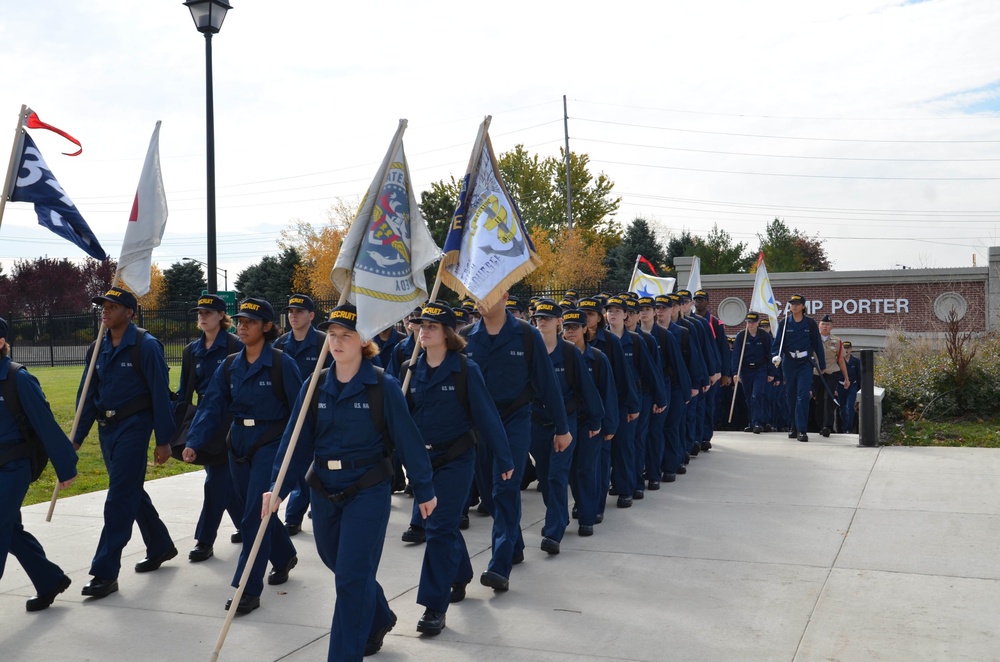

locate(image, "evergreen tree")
(604, 217), (668, 291)
(235, 247), (302, 303)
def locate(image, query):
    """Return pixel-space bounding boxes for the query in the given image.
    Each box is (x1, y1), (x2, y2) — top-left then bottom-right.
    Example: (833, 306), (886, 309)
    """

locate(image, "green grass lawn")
(882, 415), (1000, 448)
(23, 364), (203, 506)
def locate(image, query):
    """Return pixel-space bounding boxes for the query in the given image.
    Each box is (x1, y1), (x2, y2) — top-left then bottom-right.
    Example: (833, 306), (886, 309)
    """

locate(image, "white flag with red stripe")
(118, 121), (167, 296)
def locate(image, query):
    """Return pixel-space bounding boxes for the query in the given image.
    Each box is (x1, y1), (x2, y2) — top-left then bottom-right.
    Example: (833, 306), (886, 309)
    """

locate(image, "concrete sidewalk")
(3, 432), (999, 661)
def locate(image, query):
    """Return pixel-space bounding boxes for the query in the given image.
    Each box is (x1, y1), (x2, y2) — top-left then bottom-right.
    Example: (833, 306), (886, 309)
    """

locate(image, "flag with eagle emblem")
(331, 120), (440, 340)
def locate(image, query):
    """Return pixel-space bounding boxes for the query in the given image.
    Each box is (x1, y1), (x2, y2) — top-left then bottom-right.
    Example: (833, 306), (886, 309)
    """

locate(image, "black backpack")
(2, 362), (50, 482)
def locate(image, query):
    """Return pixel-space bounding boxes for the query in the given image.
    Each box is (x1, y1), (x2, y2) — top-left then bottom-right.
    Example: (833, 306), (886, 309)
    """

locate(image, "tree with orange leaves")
(524, 227), (608, 290)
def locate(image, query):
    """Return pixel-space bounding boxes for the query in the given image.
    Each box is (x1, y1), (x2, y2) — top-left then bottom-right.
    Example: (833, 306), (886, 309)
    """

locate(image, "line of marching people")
(8, 282), (839, 662)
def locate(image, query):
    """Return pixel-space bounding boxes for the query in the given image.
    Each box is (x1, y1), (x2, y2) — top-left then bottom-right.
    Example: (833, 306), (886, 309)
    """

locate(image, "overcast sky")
(2, 0), (999, 285)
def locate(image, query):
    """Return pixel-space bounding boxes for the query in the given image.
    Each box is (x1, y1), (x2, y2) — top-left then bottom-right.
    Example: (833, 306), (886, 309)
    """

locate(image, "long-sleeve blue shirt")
(387, 333), (416, 379)
(733, 329), (775, 377)
(650, 324), (692, 401)
(634, 327), (667, 407)
(688, 313), (721, 376)
(588, 327), (639, 414)
(533, 339), (605, 434)
(186, 343), (303, 456)
(703, 312), (733, 377)
(406, 350), (514, 473)
(272, 360), (435, 504)
(73, 323), (175, 447)
(580, 344), (619, 436)
(1, 357), (77, 481)
(672, 320), (708, 389)
(177, 332), (243, 401)
(773, 315), (826, 371)
(464, 311), (569, 435)
(274, 327), (332, 382)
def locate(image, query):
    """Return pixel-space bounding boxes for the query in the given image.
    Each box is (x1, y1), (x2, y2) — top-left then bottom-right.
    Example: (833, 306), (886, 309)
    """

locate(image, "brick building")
(674, 247), (1000, 349)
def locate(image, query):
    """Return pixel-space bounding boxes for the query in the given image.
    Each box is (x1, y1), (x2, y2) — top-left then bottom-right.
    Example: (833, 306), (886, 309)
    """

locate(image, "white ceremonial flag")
(630, 270), (676, 298)
(118, 121), (167, 296)
(685, 255), (702, 294)
(331, 120), (440, 340)
(749, 252), (780, 329)
(440, 119), (541, 311)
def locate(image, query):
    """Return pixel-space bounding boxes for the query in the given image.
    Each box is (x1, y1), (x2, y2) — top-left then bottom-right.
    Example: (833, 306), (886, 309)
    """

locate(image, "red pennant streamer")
(638, 254), (658, 275)
(24, 110), (83, 156)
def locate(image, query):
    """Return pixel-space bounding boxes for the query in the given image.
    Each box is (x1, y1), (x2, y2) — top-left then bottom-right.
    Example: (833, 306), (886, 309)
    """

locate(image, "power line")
(571, 98), (1000, 122)
(574, 117), (1000, 144)
(617, 192), (1000, 216)
(575, 136), (1000, 163)
(594, 158), (1000, 181)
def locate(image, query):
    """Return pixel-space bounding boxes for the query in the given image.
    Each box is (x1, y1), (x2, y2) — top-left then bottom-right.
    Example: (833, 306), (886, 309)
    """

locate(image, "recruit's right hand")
(419, 497), (437, 519)
(181, 447), (197, 463)
(261, 492), (282, 519)
(58, 477), (75, 490)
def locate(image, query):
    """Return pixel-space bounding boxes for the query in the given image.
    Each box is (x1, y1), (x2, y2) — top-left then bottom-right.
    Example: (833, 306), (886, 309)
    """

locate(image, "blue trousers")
(570, 418), (601, 527)
(685, 393), (702, 454)
(645, 407), (667, 483)
(311, 474), (393, 662)
(742, 368), (769, 429)
(703, 381), (718, 442)
(475, 409), (530, 579)
(1, 458), (66, 595)
(783, 358), (813, 434)
(194, 462), (241, 546)
(601, 405), (633, 513)
(417, 449), (475, 612)
(92, 418), (173, 580)
(229, 442), (296, 598)
(530, 417), (578, 542)
(283, 475), (312, 526)
(632, 394), (652, 490)
(662, 389), (686, 474)
(841, 387), (858, 433)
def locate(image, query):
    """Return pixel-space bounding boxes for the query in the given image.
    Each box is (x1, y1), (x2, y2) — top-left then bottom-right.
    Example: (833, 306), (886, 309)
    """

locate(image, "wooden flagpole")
(209, 278), (348, 662)
(47, 268), (122, 521)
(728, 324), (749, 423)
(399, 115), (491, 395)
(0, 104), (27, 231)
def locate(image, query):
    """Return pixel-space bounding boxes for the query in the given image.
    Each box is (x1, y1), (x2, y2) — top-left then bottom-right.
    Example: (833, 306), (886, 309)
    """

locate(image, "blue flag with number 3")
(9, 132), (108, 260)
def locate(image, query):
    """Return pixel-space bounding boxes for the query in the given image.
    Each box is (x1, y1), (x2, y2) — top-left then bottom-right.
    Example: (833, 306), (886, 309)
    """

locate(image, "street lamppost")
(183, 256), (227, 290)
(183, 0), (232, 294)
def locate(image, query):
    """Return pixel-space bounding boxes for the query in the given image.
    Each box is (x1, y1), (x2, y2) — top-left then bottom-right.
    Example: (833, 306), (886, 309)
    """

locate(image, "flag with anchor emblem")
(331, 120), (441, 341)
(441, 116), (540, 311)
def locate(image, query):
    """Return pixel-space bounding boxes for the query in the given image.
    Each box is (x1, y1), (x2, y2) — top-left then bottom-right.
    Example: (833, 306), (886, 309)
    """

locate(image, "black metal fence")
(5, 284), (617, 368)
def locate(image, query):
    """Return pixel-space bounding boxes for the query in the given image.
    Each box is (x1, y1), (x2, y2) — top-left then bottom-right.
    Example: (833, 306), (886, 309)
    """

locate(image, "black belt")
(495, 385), (535, 422)
(227, 417), (288, 464)
(745, 361), (761, 370)
(0, 442), (30, 469)
(315, 453), (384, 471)
(428, 430), (478, 470)
(97, 395), (152, 426)
(305, 457), (393, 504)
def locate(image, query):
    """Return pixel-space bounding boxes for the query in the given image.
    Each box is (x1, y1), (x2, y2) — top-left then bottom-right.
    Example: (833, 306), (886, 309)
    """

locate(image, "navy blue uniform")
(675, 316), (709, 457)
(772, 315), (825, 434)
(74, 324), (176, 581)
(687, 313), (720, 449)
(651, 323), (692, 478)
(274, 327), (332, 527)
(587, 328), (638, 516)
(465, 311), (568, 579)
(732, 329), (774, 429)
(1, 357), (78, 598)
(700, 311), (731, 442)
(374, 327), (401, 369)
(272, 360), (434, 662)
(570, 345), (618, 527)
(187, 343), (303, 598)
(177, 332), (243, 547)
(406, 351), (512, 613)
(839, 354), (861, 433)
(530, 339), (603, 542)
(633, 328), (666, 488)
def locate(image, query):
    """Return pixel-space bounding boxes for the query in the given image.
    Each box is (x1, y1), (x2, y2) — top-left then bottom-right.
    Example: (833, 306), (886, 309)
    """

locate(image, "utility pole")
(563, 94), (573, 231)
